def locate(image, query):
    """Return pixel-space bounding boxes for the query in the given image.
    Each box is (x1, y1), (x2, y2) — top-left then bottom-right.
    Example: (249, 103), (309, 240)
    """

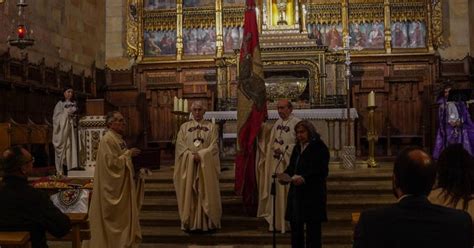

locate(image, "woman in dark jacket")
(278, 120), (330, 248)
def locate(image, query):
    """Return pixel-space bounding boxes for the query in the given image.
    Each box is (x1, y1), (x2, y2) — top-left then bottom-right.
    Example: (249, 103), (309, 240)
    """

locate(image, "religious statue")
(277, 0), (288, 25)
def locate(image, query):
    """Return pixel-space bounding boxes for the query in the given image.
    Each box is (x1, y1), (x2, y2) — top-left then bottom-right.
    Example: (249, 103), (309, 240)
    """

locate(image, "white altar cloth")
(204, 108), (358, 121)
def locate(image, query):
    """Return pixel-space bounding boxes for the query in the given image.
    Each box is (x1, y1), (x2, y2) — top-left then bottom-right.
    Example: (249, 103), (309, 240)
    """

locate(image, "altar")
(204, 108), (358, 159)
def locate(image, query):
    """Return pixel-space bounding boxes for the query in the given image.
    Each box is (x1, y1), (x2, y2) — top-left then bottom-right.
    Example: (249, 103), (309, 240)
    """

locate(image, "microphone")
(274, 145), (289, 175)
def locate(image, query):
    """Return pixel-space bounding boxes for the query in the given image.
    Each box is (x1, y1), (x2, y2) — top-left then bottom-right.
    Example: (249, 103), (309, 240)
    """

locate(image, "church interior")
(0, 0), (474, 247)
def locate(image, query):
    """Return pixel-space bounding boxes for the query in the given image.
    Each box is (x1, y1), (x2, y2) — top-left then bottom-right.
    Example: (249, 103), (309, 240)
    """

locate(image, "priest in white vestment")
(87, 111), (144, 248)
(257, 99), (300, 233)
(174, 101), (222, 232)
(52, 87), (79, 175)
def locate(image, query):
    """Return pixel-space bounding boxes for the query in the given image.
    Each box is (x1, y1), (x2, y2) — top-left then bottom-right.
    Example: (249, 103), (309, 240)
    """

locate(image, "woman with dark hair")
(52, 86), (79, 176)
(429, 144), (474, 218)
(433, 85), (474, 159)
(278, 120), (330, 248)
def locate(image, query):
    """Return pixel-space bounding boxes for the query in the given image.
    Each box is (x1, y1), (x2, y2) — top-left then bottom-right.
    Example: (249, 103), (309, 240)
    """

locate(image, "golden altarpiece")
(105, 0), (446, 158)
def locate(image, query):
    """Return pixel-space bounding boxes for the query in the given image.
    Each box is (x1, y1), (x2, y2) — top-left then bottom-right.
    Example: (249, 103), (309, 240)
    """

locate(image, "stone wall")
(0, 0), (105, 76)
(438, 0), (474, 59)
(105, 0), (133, 70)
(470, 0), (474, 55)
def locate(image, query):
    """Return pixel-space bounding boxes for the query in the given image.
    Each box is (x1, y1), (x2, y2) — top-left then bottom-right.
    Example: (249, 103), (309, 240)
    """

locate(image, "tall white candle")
(212, 117), (216, 124)
(178, 98), (183, 112)
(368, 91), (375, 107)
(183, 99), (188, 113)
(173, 96), (178, 111)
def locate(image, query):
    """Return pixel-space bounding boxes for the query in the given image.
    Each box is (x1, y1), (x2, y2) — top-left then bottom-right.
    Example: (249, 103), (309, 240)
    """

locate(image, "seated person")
(353, 147), (472, 248)
(0, 146), (71, 248)
(429, 144), (474, 219)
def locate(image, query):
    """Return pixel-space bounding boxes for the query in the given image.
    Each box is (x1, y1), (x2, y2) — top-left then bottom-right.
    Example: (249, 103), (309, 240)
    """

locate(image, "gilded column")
(176, 0), (184, 60)
(137, 0), (144, 61)
(126, 0), (140, 59)
(216, 59), (227, 109)
(300, 3), (307, 33)
(426, 1), (435, 52)
(384, 0), (392, 54)
(216, 0), (224, 58)
(341, 0), (349, 41)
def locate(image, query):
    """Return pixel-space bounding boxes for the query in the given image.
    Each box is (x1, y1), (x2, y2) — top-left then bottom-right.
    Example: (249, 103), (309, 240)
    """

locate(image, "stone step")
(140, 226), (353, 245)
(140, 209), (353, 228)
(139, 244), (352, 248)
(47, 241), (353, 248)
(141, 194), (395, 213)
(144, 167), (393, 184)
(144, 181), (393, 197)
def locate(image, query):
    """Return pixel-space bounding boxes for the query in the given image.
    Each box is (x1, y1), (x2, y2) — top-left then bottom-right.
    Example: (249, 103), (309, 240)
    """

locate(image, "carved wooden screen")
(387, 80), (422, 137)
(149, 89), (178, 142)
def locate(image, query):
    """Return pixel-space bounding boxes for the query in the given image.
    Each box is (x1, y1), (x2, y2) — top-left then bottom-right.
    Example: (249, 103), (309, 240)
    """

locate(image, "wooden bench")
(47, 213), (89, 248)
(0, 123), (11, 153)
(0, 119), (53, 165)
(0, 231), (31, 248)
(352, 212), (360, 226)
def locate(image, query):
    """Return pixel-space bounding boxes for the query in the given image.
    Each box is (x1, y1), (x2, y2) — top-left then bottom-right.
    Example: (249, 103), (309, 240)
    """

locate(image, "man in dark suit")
(353, 147), (472, 248)
(0, 146), (71, 248)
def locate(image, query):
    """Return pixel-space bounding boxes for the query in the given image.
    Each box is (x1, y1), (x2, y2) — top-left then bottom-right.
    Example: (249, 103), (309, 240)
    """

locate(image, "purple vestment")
(433, 97), (474, 159)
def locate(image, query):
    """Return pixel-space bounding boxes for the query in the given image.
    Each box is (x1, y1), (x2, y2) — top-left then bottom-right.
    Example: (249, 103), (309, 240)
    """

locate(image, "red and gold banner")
(234, 0), (267, 216)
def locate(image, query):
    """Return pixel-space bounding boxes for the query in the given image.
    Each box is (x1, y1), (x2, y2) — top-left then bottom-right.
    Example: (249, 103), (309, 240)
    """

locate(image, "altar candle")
(368, 91), (375, 107)
(173, 96), (178, 111)
(212, 117), (215, 124)
(183, 99), (188, 113)
(178, 98), (183, 112)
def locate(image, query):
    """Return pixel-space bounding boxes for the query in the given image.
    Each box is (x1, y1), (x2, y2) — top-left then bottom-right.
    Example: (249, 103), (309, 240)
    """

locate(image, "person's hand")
(449, 120), (461, 127)
(273, 148), (282, 159)
(130, 148), (141, 157)
(292, 175), (305, 186)
(277, 173), (291, 184)
(193, 152), (201, 163)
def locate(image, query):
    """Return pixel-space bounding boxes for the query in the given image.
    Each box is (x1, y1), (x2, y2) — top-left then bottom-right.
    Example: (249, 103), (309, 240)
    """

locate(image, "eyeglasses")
(23, 156), (35, 165)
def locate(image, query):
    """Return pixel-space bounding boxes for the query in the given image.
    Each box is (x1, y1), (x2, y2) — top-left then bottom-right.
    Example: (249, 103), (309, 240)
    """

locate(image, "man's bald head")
(1, 146), (33, 176)
(277, 99), (293, 120)
(393, 147), (435, 196)
(191, 101), (206, 122)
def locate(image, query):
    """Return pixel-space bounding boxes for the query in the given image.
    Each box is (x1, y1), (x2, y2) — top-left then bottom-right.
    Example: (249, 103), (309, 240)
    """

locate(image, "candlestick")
(212, 117), (215, 124)
(173, 96), (178, 111)
(368, 91), (375, 107)
(366, 105), (378, 168)
(183, 99), (188, 113)
(178, 98), (183, 112)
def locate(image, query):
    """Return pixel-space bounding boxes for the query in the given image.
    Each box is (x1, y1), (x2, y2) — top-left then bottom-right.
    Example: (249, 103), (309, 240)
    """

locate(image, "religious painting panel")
(307, 23), (342, 49)
(183, 0), (214, 8)
(183, 28), (216, 55)
(144, 30), (177, 56)
(391, 22), (409, 48)
(349, 23), (368, 48)
(144, 0), (176, 10)
(223, 0), (245, 6)
(307, 23), (325, 46)
(224, 26), (243, 53)
(408, 21), (426, 48)
(324, 24), (343, 50)
(365, 22), (385, 49)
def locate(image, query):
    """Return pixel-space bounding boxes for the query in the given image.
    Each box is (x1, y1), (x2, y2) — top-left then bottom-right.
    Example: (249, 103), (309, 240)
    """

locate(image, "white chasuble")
(259, 115), (300, 233)
(174, 120), (222, 231)
(52, 100), (78, 173)
(87, 130), (143, 248)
